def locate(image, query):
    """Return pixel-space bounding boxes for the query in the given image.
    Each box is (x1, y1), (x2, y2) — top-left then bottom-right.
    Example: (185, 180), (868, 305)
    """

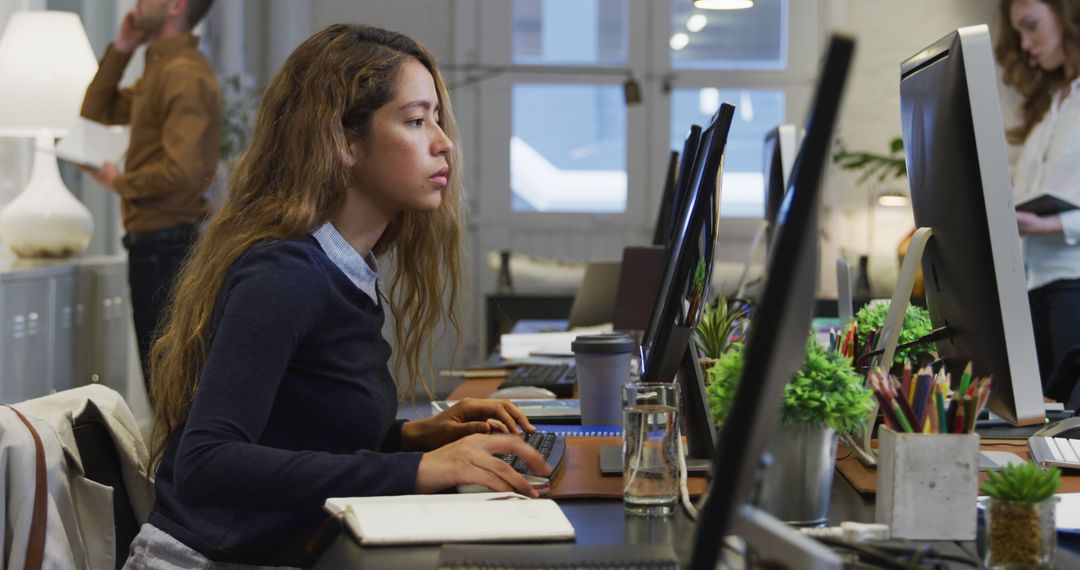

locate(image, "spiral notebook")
(438, 544), (679, 569)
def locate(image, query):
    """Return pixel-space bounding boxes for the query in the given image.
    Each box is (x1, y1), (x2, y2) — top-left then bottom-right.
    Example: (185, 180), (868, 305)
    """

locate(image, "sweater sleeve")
(172, 243), (422, 511)
(80, 44), (135, 126)
(1060, 210), (1080, 246)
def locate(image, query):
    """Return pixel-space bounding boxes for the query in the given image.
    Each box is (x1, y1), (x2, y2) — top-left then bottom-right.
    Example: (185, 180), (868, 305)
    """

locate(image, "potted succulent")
(854, 301), (936, 368)
(692, 299), (748, 378)
(981, 462), (1061, 569)
(705, 333), (873, 525)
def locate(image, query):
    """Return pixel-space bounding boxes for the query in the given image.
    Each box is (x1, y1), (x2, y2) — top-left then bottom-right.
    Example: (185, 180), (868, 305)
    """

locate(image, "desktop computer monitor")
(654, 126), (703, 248)
(690, 35), (853, 570)
(638, 104), (734, 460)
(899, 25), (1044, 426)
(652, 150), (681, 246)
(762, 124), (799, 249)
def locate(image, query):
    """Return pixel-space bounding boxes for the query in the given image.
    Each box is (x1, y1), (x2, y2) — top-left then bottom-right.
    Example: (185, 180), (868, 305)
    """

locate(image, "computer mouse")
(489, 386), (557, 399)
(1032, 416), (1080, 439)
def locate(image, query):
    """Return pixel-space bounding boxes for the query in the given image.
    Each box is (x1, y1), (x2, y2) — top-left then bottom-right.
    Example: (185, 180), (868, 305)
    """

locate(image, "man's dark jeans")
(124, 224), (198, 401)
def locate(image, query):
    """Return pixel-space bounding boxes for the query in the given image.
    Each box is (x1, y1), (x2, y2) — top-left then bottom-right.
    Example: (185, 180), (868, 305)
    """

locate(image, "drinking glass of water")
(622, 382), (681, 516)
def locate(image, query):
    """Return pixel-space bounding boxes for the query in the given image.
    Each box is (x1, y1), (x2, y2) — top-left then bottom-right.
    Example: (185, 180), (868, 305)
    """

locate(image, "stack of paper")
(324, 492), (576, 545)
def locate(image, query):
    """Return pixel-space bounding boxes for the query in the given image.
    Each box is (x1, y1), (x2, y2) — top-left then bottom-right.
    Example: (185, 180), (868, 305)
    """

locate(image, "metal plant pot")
(756, 423), (838, 526)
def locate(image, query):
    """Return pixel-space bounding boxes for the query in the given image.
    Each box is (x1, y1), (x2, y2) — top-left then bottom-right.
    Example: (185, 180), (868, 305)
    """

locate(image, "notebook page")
(330, 497), (575, 545)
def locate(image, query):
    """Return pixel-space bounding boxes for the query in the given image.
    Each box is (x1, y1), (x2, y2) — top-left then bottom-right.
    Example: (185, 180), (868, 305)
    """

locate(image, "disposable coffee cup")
(571, 333), (635, 425)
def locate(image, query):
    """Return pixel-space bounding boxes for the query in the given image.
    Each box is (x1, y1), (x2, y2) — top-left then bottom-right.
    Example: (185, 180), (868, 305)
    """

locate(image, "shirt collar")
(311, 222), (380, 303)
(146, 33), (199, 60)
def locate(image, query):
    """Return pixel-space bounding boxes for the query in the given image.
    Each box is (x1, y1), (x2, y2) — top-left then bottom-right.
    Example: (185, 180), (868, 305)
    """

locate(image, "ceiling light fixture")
(694, 0), (754, 10)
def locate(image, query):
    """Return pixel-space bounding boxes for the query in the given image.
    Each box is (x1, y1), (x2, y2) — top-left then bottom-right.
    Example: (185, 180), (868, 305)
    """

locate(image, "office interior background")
(0, 0), (1010, 429)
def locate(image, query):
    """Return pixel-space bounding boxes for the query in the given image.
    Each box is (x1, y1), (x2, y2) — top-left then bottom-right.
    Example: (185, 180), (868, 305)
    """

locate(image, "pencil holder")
(874, 426), (979, 540)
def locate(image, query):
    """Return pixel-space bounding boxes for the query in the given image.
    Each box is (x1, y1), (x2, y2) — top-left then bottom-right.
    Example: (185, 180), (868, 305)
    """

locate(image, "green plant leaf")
(854, 302), (936, 365)
(704, 331), (874, 433)
(980, 462), (1061, 502)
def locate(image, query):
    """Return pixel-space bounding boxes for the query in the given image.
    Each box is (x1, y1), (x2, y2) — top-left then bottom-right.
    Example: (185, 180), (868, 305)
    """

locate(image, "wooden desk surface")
(836, 440), (1080, 495)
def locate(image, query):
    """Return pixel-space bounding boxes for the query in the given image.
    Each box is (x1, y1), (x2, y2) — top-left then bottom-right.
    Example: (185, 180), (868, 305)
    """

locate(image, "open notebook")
(324, 492), (575, 545)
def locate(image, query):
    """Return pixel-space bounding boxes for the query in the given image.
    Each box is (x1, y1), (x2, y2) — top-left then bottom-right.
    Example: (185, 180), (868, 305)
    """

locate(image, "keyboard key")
(1054, 437), (1079, 464)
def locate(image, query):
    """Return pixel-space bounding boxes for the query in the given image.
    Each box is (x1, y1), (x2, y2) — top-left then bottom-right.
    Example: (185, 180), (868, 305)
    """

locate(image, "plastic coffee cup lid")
(571, 333), (635, 354)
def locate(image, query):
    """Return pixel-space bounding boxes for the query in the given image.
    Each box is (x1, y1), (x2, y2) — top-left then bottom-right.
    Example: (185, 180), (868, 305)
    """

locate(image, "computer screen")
(638, 104), (733, 460)
(899, 25), (1044, 426)
(690, 35), (854, 570)
(652, 150), (681, 246)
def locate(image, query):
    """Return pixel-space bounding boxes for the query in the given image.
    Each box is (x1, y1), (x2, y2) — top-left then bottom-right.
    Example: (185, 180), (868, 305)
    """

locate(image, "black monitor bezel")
(652, 150), (682, 246)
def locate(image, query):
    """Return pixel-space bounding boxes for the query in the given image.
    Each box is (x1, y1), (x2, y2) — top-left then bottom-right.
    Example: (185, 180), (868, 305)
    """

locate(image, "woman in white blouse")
(997, 0), (1080, 392)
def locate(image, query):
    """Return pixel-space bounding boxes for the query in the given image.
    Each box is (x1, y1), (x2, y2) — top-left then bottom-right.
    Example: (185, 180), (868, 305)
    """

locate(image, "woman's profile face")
(348, 58), (454, 216)
(1010, 0), (1067, 72)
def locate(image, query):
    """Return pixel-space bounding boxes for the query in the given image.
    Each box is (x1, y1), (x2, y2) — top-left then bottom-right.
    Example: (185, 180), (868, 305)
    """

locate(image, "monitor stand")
(730, 504), (842, 570)
(846, 228), (934, 466)
(714, 456), (842, 569)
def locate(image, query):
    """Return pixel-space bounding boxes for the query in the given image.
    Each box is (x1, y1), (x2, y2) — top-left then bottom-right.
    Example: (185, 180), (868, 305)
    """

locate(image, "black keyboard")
(498, 363), (577, 397)
(497, 431), (566, 480)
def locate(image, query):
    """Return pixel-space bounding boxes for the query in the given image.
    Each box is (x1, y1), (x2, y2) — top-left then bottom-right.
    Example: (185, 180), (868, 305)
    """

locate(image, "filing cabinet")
(0, 256), (128, 403)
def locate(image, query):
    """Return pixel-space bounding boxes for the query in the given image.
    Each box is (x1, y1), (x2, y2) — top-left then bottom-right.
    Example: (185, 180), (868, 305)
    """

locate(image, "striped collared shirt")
(311, 222), (380, 303)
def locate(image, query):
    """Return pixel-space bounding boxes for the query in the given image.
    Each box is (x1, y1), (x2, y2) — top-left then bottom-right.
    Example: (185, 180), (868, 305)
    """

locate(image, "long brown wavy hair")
(147, 24), (464, 470)
(996, 0), (1080, 142)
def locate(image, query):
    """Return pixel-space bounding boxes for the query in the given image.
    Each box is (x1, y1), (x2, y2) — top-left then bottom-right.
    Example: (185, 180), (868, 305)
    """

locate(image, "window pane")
(669, 0), (787, 70)
(513, 0), (629, 66)
(512, 84), (627, 213)
(670, 88), (784, 217)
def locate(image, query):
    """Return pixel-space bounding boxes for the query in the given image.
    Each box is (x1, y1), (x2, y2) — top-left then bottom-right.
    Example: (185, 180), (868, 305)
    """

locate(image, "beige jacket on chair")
(1, 385), (153, 569)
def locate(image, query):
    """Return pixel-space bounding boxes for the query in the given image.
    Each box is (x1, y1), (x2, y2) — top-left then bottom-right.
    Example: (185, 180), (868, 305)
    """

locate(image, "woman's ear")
(345, 140), (360, 169)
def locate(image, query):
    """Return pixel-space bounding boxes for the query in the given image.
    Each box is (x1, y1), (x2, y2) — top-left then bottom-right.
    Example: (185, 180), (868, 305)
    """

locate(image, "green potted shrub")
(854, 301), (936, 367)
(705, 333), (873, 525)
(981, 462), (1061, 569)
(693, 300), (748, 376)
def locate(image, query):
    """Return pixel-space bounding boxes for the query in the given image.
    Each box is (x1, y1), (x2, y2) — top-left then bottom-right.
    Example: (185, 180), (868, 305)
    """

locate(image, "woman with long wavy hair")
(124, 24), (549, 568)
(997, 0), (1080, 396)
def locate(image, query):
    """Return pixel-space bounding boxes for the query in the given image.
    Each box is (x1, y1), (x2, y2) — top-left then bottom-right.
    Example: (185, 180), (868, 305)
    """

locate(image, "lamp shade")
(0, 11), (98, 137)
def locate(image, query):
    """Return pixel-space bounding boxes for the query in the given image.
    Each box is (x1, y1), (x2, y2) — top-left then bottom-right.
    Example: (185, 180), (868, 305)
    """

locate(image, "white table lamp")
(0, 11), (99, 257)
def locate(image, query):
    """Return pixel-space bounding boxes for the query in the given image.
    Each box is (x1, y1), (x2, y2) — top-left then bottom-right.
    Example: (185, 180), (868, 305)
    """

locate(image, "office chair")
(72, 403), (140, 569)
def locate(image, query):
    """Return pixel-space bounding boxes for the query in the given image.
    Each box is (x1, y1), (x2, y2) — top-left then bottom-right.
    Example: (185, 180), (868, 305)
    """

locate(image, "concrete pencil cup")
(874, 426), (980, 540)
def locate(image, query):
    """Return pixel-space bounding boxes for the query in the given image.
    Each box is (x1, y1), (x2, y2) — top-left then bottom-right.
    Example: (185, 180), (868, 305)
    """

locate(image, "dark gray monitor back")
(899, 25), (1043, 426)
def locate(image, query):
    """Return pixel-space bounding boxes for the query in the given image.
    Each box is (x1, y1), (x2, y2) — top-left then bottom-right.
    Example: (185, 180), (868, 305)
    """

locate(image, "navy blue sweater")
(149, 237), (423, 564)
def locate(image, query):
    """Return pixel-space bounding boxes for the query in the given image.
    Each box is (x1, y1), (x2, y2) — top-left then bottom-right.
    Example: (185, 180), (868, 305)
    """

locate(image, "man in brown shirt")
(81, 0), (219, 399)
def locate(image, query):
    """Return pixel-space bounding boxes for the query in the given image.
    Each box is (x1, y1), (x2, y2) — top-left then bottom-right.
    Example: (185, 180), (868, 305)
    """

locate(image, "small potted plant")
(854, 301), (936, 368)
(705, 333), (873, 525)
(692, 299), (748, 378)
(981, 462), (1061, 569)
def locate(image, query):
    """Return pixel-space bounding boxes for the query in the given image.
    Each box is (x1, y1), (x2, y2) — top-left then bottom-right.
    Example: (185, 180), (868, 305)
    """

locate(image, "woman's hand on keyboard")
(401, 398), (536, 451)
(415, 433), (552, 496)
